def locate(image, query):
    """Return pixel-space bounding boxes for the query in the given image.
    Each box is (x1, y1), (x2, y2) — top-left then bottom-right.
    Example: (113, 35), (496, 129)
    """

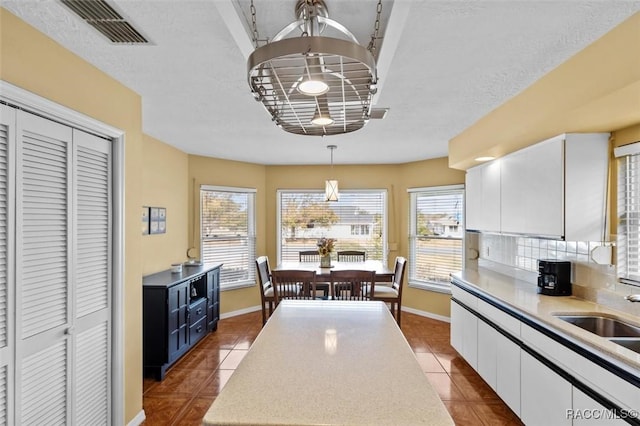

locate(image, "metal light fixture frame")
(325, 144), (339, 202)
(248, 0), (378, 136)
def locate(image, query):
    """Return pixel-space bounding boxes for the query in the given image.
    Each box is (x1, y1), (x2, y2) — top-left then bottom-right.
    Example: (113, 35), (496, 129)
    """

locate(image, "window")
(615, 142), (640, 285)
(408, 185), (464, 292)
(201, 186), (256, 290)
(277, 190), (387, 264)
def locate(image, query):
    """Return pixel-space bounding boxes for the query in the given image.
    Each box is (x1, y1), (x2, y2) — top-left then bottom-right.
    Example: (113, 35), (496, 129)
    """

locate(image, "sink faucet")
(625, 294), (640, 302)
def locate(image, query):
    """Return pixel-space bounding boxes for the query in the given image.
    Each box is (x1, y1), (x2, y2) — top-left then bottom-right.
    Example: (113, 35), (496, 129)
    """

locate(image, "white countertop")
(452, 268), (640, 372)
(202, 300), (454, 426)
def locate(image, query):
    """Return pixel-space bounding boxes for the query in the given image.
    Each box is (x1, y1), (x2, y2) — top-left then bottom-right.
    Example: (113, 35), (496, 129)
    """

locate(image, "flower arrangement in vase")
(317, 237), (335, 267)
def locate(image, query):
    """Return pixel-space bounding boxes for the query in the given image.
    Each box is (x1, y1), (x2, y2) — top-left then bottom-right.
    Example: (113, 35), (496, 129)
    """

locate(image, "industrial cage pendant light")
(325, 145), (339, 202)
(247, 0), (380, 136)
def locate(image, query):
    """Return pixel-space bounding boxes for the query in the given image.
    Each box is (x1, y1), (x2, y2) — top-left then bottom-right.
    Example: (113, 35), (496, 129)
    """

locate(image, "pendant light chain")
(367, 0), (383, 56)
(250, 0), (260, 48)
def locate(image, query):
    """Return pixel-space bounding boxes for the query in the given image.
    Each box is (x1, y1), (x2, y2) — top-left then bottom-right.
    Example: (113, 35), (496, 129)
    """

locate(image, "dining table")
(274, 259), (394, 282)
(202, 299), (454, 426)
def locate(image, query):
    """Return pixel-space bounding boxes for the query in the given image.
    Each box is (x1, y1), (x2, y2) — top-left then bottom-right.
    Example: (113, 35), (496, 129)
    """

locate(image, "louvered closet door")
(72, 129), (111, 426)
(14, 110), (112, 425)
(0, 104), (15, 426)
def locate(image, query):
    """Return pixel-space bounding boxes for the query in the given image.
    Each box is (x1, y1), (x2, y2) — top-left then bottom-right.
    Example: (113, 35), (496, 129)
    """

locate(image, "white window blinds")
(277, 190), (387, 264)
(615, 142), (640, 285)
(200, 186), (256, 289)
(408, 185), (464, 290)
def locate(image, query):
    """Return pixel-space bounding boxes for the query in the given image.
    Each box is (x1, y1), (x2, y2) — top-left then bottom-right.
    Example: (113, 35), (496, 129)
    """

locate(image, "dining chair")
(336, 250), (366, 262)
(271, 269), (318, 301)
(330, 269), (375, 301)
(255, 256), (276, 325)
(299, 250), (320, 262)
(369, 256), (407, 327)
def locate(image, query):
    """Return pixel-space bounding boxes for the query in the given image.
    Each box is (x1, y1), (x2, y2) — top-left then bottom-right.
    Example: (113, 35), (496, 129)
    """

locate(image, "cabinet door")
(496, 334), (520, 416)
(450, 300), (477, 369)
(501, 136), (564, 237)
(572, 388), (627, 425)
(207, 268), (220, 331)
(465, 162), (500, 232)
(477, 321), (497, 390)
(521, 350), (572, 425)
(168, 283), (189, 363)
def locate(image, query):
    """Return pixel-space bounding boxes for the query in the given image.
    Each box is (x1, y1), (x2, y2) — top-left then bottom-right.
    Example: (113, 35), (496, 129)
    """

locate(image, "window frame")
(276, 189), (388, 265)
(615, 141), (640, 286)
(407, 184), (465, 294)
(200, 185), (257, 291)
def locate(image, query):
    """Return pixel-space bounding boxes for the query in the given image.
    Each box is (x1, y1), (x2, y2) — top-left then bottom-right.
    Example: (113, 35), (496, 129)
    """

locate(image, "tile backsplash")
(473, 233), (640, 317)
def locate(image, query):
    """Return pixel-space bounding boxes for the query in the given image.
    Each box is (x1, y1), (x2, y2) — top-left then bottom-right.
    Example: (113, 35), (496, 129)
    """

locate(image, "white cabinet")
(521, 350), (572, 426)
(465, 161), (501, 232)
(466, 133), (609, 240)
(477, 318), (520, 416)
(450, 300), (478, 369)
(572, 388), (627, 425)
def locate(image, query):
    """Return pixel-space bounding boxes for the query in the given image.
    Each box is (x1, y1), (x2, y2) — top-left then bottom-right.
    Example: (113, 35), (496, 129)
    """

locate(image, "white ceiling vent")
(61, 0), (149, 44)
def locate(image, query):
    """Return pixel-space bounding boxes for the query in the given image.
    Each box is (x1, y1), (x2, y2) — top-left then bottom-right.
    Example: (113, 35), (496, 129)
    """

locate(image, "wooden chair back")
(330, 269), (375, 301)
(255, 256), (275, 325)
(271, 270), (317, 301)
(336, 250), (366, 262)
(299, 250), (320, 262)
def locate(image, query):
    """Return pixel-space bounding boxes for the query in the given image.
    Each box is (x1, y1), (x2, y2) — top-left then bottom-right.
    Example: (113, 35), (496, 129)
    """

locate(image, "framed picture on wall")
(149, 207), (166, 234)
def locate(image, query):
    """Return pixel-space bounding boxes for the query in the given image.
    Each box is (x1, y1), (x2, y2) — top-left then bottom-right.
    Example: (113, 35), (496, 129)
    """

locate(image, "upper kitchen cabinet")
(466, 133), (609, 241)
(466, 161), (501, 233)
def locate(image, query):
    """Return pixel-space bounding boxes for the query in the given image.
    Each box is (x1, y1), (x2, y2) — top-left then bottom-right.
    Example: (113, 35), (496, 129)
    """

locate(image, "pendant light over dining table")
(325, 145), (339, 202)
(247, 0), (381, 136)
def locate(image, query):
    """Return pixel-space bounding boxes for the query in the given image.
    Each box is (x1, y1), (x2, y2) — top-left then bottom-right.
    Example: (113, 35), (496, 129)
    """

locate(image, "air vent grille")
(61, 0), (149, 44)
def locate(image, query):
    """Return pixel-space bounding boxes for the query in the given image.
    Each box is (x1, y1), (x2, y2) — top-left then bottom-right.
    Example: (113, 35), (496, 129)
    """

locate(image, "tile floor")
(142, 310), (523, 425)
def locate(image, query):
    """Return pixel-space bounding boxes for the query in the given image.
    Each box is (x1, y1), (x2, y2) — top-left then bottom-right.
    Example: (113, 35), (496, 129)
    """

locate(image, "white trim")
(401, 306), (450, 323)
(200, 184), (256, 193)
(220, 280), (256, 292)
(407, 184), (464, 193)
(220, 305), (262, 319)
(614, 141), (640, 158)
(1, 80), (126, 426)
(408, 280), (452, 294)
(126, 409), (146, 426)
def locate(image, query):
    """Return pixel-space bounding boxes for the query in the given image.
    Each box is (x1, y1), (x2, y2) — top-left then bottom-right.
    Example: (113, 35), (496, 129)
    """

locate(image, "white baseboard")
(220, 305), (262, 319)
(127, 409), (146, 426)
(401, 306), (450, 323)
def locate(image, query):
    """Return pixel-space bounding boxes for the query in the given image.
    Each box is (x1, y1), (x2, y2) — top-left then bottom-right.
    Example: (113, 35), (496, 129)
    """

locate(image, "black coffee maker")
(537, 260), (572, 296)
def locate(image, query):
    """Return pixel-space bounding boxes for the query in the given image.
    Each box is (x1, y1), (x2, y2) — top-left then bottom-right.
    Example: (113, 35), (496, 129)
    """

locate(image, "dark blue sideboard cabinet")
(143, 263), (222, 380)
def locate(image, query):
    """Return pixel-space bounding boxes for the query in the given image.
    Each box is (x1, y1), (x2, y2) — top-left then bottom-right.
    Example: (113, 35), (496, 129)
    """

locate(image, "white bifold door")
(0, 103), (112, 425)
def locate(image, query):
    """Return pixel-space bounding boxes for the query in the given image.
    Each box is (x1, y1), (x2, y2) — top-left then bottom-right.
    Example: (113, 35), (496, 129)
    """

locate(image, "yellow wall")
(141, 135), (190, 274)
(449, 11), (640, 170)
(1, 9), (144, 423)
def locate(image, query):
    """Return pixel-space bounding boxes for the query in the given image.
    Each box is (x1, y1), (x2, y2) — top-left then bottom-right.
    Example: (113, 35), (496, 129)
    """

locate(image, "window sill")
(220, 280), (255, 292)
(408, 280), (452, 295)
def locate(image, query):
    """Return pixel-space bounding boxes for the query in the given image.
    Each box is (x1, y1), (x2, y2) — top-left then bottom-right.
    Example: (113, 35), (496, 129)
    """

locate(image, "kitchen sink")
(554, 315), (640, 338)
(608, 338), (640, 354)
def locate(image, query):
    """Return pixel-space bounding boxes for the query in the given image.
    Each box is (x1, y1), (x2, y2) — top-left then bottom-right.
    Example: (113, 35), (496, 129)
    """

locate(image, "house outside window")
(615, 142), (640, 285)
(200, 185), (256, 290)
(408, 185), (465, 292)
(277, 190), (387, 264)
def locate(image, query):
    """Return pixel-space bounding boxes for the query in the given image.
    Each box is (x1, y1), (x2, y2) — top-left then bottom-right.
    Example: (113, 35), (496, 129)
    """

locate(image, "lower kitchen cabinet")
(521, 350), (572, 426)
(450, 300), (478, 369)
(143, 263), (222, 380)
(572, 388), (628, 425)
(450, 279), (639, 426)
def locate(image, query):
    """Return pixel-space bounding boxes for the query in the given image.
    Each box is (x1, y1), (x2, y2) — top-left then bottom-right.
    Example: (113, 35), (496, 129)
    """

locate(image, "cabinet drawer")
(476, 297), (520, 337)
(451, 285), (477, 309)
(189, 298), (207, 326)
(189, 317), (207, 345)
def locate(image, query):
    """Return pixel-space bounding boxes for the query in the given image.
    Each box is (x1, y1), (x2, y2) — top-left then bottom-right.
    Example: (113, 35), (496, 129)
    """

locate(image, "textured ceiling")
(3, 1), (640, 165)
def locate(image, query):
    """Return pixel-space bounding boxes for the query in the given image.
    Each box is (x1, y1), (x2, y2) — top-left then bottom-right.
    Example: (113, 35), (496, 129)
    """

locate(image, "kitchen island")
(202, 300), (453, 426)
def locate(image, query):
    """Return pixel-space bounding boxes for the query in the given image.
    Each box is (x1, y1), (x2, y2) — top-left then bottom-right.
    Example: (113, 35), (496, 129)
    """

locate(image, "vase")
(320, 254), (332, 268)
